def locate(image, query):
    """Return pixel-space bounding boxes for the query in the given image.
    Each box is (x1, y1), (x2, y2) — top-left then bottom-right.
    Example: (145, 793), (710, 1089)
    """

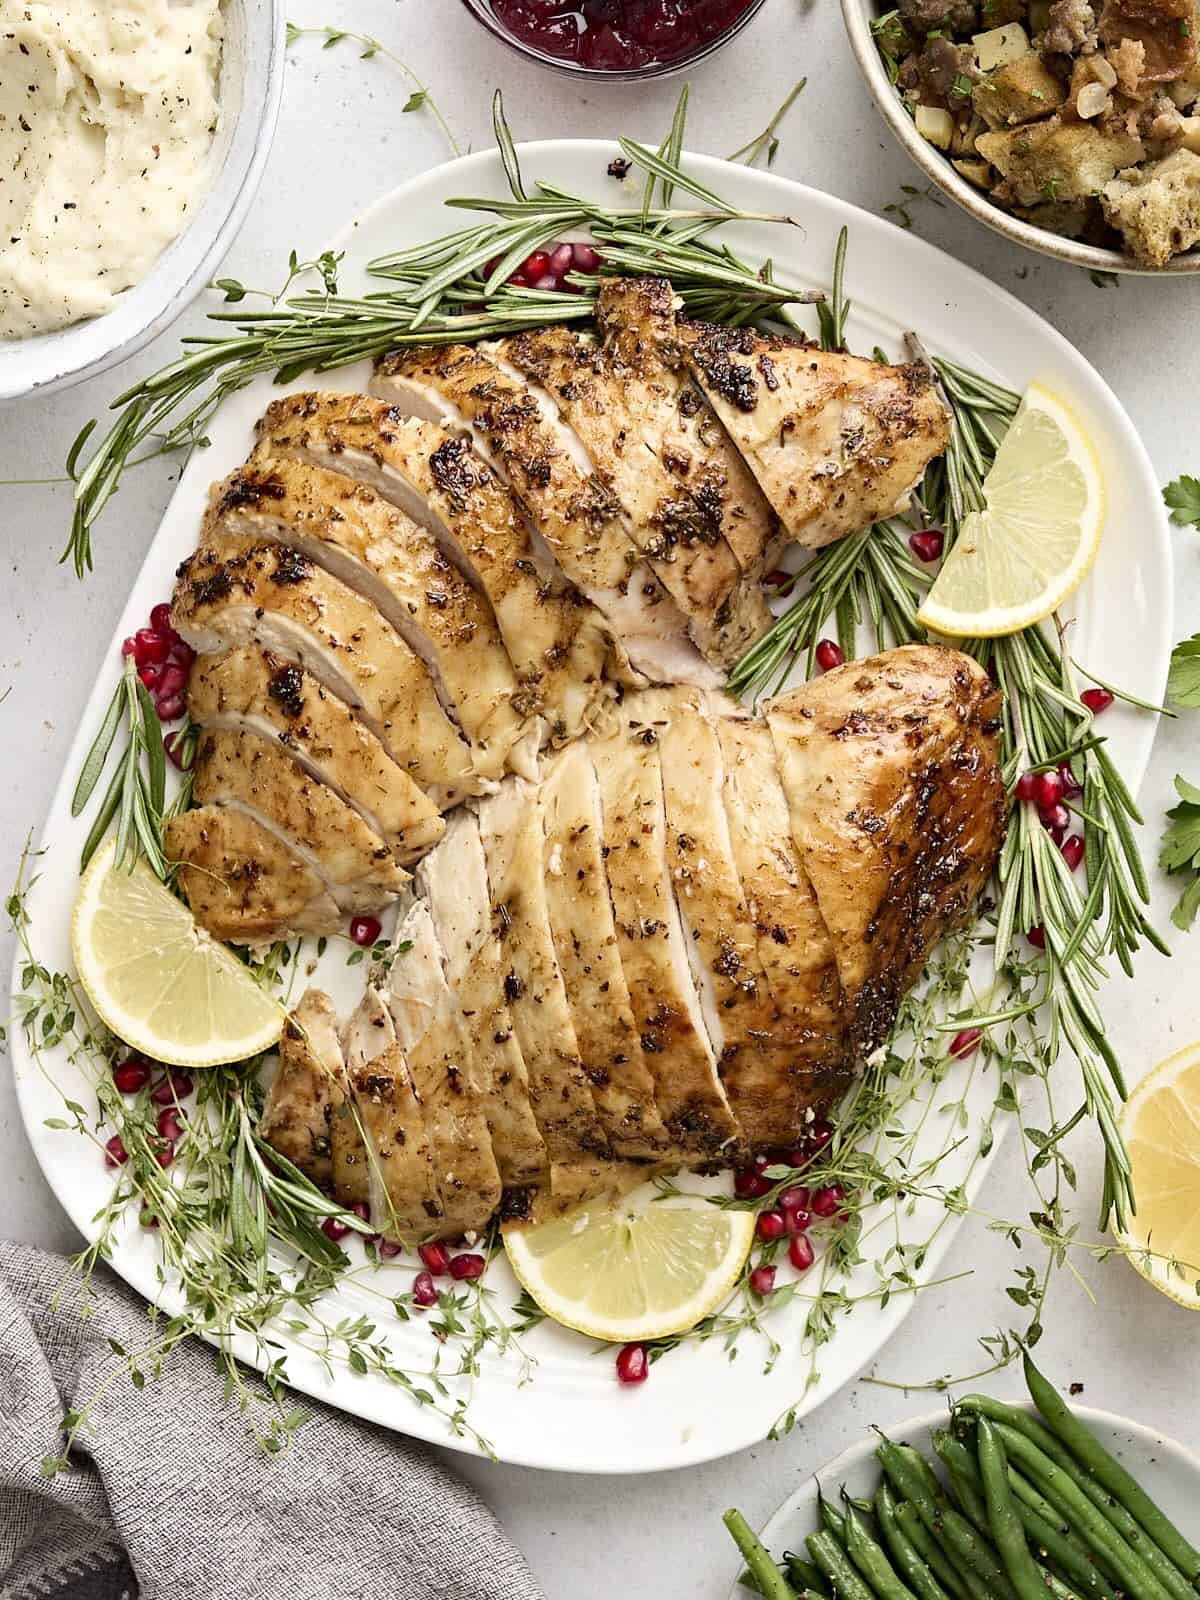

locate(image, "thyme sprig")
(284, 24), (461, 156)
(62, 90), (821, 576)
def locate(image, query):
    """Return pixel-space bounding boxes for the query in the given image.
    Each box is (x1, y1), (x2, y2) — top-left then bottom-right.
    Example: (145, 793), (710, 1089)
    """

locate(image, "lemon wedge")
(503, 1185), (755, 1342)
(72, 839), (284, 1068)
(1114, 1043), (1200, 1309)
(916, 382), (1104, 638)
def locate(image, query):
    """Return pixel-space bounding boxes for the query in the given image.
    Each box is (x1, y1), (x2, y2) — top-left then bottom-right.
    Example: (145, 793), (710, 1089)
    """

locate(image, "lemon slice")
(72, 839), (284, 1068)
(503, 1185), (755, 1342)
(916, 382), (1104, 638)
(1114, 1043), (1200, 1308)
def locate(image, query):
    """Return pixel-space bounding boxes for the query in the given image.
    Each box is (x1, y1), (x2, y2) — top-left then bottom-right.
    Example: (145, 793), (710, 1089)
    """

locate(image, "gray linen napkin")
(0, 1241), (544, 1600)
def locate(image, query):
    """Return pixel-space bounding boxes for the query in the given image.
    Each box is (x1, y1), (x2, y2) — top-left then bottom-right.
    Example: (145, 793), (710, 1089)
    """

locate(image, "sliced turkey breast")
(343, 988), (441, 1238)
(164, 805), (340, 942)
(766, 644), (1006, 1055)
(500, 326), (771, 669)
(259, 989), (341, 1191)
(186, 648), (445, 864)
(594, 277), (783, 583)
(253, 392), (611, 746)
(641, 686), (807, 1152)
(415, 811), (547, 1188)
(207, 459), (537, 780)
(716, 715), (850, 1114)
(171, 530), (481, 808)
(540, 742), (668, 1161)
(590, 708), (739, 1162)
(384, 904), (502, 1237)
(682, 325), (952, 549)
(477, 781), (615, 1207)
(191, 729), (409, 917)
(372, 345), (715, 690)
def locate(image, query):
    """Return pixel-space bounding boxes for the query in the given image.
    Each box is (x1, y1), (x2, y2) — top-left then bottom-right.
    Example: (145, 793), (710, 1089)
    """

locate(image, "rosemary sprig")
(71, 657), (168, 876)
(63, 90), (824, 576)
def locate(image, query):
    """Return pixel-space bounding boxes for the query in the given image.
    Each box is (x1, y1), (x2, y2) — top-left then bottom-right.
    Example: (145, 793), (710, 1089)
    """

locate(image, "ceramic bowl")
(0, 0), (286, 402)
(725, 1401), (1200, 1596)
(840, 0), (1200, 276)
(458, 0), (770, 81)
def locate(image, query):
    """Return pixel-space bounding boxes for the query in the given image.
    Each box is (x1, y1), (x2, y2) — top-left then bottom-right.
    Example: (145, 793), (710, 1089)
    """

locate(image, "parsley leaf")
(1169, 633), (1200, 707)
(1164, 475), (1200, 526)
(1161, 775), (1200, 929)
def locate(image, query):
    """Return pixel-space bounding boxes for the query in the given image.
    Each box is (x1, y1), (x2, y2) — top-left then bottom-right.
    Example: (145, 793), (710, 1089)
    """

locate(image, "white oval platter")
(9, 143), (1172, 1474)
(725, 1402), (1200, 1596)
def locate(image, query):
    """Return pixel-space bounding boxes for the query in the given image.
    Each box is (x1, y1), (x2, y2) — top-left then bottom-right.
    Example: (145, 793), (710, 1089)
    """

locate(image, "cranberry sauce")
(487, 0), (757, 70)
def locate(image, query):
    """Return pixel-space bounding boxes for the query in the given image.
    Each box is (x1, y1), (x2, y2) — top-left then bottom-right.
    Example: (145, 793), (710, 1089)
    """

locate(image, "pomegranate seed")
(1027, 924), (1046, 949)
(157, 663), (187, 700)
(615, 1343), (649, 1385)
(812, 1183), (845, 1218)
(349, 915), (381, 948)
(155, 693), (185, 722)
(377, 1238), (403, 1259)
(1081, 688), (1113, 716)
(909, 528), (944, 563)
(1033, 770), (1063, 809)
(764, 568), (791, 587)
(138, 664), (160, 692)
(1061, 833), (1085, 871)
(104, 1134), (128, 1167)
(949, 1028), (982, 1060)
(484, 255), (501, 277)
(787, 1206), (812, 1234)
(449, 1252), (486, 1281)
(733, 1168), (772, 1200)
(157, 1107), (183, 1141)
(779, 1185), (810, 1213)
(522, 250), (550, 281)
(1057, 762), (1083, 798)
(756, 1210), (787, 1241)
(1014, 772), (1038, 802)
(121, 637), (137, 659)
(133, 628), (169, 667)
(784, 1147), (811, 1170)
(1040, 802), (1071, 835)
(749, 1265), (777, 1297)
(418, 1241), (451, 1276)
(788, 1233), (815, 1272)
(149, 603), (173, 632)
(815, 639), (845, 673)
(809, 1120), (834, 1151)
(155, 1142), (175, 1169)
(113, 1059), (151, 1094)
(167, 639), (195, 669)
(572, 241), (600, 273)
(533, 273), (562, 291)
(352, 1200), (371, 1225)
(412, 1270), (438, 1307)
(150, 1072), (193, 1105)
(549, 242), (574, 277)
(164, 731), (193, 772)
(507, 270), (529, 288)
(321, 1215), (350, 1242)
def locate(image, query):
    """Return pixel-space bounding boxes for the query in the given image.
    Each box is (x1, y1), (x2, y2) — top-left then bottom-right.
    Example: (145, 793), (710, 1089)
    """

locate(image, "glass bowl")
(459, 0), (769, 81)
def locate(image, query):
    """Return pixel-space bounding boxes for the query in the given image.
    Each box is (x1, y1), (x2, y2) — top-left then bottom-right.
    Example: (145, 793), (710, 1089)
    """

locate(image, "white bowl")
(840, 0), (1200, 276)
(725, 1401), (1200, 1596)
(0, 0), (285, 402)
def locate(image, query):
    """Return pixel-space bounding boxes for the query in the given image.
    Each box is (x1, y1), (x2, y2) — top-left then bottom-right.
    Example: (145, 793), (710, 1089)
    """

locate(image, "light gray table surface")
(2, 2), (1198, 1594)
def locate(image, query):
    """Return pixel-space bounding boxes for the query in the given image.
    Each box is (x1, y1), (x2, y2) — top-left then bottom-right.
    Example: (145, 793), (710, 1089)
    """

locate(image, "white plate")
(9, 144), (1173, 1474)
(725, 1402), (1200, 1596)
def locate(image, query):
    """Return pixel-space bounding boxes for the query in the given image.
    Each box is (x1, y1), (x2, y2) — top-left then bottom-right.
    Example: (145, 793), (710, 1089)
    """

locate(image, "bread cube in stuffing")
(1102, 147), (1200, 262)
(972, 50), (1068, 125)
(977, 116), (1144, 201)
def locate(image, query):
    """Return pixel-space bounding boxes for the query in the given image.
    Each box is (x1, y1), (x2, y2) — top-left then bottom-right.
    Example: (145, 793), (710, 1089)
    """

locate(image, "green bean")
(842, 1493), (921, 1600)
(876, 1484), (958, 1600)
(806, 1529), (879, 1600)
(783, 1554), (831, 1597)
(1006, 1467), (1125, 1591)
(930, 1435), (991, 1532)
(994, 1422), (1177, 1600)
(1024, 1352), (1200, 1585)
(876, 1437), (1019, 1600)
(818, 1490), (847, 1544)
(893, 1501), (974, 1600)
(959, 1399), (1196, 1600)
(980, 1417), (1065, 1600)
(724, 1510), (798, 1600)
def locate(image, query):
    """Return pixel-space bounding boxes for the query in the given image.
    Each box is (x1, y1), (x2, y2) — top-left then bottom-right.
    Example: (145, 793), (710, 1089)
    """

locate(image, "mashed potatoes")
(0, 0), (223, 339)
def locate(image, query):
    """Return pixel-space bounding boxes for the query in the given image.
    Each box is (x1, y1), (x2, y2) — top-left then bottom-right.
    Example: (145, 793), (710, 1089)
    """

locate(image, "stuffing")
(974, 49), (1070, 122)
(977, 114), (1145, 199)
(1101, 145), (1200, 259)
(1098, 0), (1197, 82)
